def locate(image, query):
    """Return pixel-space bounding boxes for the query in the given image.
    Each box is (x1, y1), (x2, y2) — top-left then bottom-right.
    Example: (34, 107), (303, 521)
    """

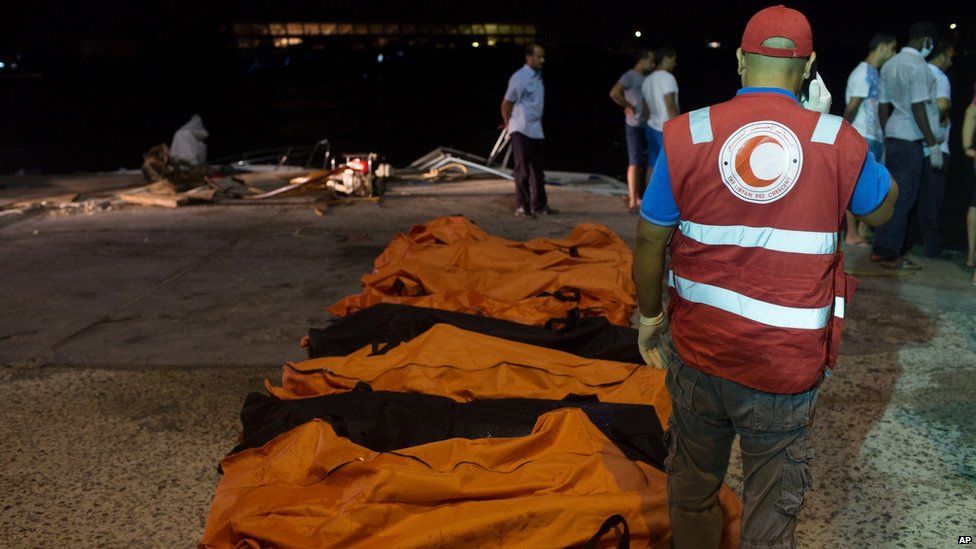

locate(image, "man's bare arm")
(609, 81), (633, 110)
(879, 103), (891, 132)
(911, 101), (938, 146)
(663, 93), (679, 120)
(856, 177), (899, 227)
(936, 97), (950, 122)
(635, 218), (674, 317)
(500, 100), (514, 127)
(843, 96), (864, 124)
(961, 103), (976, 157)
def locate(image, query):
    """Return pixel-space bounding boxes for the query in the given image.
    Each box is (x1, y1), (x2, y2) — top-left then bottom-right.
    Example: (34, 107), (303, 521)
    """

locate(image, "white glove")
(637, 312), (668, 369)
(926, 145), (944, 170)
(802, 72), (832, 113)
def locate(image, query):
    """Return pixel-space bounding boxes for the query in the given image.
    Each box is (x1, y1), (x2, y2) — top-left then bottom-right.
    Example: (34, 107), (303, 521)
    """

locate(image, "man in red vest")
(634, 6), (898, 548)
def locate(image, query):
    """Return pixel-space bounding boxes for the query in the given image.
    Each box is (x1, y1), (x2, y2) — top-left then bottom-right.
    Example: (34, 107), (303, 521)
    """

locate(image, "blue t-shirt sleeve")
(849, 150), (892, 216)
(639, 150), (679, 226)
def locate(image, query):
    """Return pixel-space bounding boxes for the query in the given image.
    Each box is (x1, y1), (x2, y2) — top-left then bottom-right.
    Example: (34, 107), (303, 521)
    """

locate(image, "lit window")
(273, 37), (303, 48)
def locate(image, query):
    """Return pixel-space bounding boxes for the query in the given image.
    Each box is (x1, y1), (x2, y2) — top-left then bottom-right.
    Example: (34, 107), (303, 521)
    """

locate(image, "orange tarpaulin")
(327, 216), (637, 326)
(266, 324), (672, 428)
(200, 409), (742, 548)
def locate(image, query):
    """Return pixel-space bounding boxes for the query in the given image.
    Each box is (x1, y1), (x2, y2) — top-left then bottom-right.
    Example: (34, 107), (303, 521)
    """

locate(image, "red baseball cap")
(741, 5), (813, 58)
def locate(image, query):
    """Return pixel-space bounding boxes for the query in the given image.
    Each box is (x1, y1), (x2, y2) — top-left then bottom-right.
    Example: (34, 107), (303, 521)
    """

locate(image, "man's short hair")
(654, 45), (676, 61)
(868, 33), (896, 52)
(908, 21), (938, 42)
(635, 48), (653, 63)
(524, 43), (543, 57)
(929, 41), (953, 59)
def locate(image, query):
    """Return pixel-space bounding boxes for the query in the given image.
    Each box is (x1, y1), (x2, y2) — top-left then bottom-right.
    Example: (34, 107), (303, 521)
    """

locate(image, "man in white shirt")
(872, 21), (941, 270)
(918, 42), (955, 257)
(641, 46), (679, 179)
(843, 33), (896, 246)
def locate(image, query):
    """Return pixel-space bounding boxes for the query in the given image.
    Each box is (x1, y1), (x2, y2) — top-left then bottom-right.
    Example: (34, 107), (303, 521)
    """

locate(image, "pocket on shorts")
(775, 436), (815, 516)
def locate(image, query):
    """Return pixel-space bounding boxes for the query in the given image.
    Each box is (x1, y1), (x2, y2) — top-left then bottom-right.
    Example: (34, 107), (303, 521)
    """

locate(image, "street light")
(634, 30), (642, 38)
(472, 41), (480, 48)
(949, 23), (957, 30)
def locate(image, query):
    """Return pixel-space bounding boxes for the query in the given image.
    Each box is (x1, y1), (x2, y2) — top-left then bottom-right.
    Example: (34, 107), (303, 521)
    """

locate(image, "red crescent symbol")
(734, 136), (782, 188)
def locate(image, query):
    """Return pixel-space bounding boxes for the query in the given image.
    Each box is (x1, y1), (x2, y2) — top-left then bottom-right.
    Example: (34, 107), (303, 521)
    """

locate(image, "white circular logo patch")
(718, 121), (803, 204)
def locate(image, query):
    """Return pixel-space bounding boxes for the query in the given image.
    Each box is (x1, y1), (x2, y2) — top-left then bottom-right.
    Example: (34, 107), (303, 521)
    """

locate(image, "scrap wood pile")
(121, 144), (388, 209)
(120, 168), (372, 209)
(199, 217), (743, 548)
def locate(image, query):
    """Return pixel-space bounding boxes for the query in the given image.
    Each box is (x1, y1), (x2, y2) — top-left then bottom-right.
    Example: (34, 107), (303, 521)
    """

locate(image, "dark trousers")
(918, 153), (947, 257)
(510, 131), (548, 212)
(663, 334), (819, 549)
(873, 138), (924, 261)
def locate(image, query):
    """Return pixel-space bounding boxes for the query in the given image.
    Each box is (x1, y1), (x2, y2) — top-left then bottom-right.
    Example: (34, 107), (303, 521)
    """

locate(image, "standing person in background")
(501, 44), (556, 218)
(962, 82), (976, 283)
(843, 33), (897, 247)
(641, 46), (680, 183)
(610, 49), (656, 213)
(920, 42), (955, 258)
(873, 21), (941, 270)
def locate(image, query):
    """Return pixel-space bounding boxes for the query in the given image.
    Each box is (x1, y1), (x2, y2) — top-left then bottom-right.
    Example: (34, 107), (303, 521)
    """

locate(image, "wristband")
(639, 311), (666, 326)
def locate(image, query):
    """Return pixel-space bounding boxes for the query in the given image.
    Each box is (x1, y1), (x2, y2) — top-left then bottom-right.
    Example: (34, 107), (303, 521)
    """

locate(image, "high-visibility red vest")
(663, 90), (867, 394)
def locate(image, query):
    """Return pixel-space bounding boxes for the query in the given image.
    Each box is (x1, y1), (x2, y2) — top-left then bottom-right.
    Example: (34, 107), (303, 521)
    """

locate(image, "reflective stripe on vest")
(679, 220), (837, 255)
(689, 107), (713, 144)
(669, 271), (833, 330)
(811, 113), (843, 144)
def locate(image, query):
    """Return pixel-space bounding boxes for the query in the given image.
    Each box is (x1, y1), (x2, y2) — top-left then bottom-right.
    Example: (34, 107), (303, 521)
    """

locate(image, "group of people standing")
(610, 47), (681, 213)
(842, 22), (976, 284)
(496, 8), (969, 549)
(500, 23), (975, 284)
(608, 21), (976, 283)
(499, 43), (682, 219)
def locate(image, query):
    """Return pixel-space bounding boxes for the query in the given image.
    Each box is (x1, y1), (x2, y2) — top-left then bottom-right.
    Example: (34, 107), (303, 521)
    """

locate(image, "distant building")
(230, 22), (539, 51)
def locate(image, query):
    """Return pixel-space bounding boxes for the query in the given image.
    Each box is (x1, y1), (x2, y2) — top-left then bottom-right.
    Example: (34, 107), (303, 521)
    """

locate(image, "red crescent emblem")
(734, 135), (782, 188)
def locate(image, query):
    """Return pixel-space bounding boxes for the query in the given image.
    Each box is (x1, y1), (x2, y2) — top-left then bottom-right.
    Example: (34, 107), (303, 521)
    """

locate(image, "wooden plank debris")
(120, 192), (188, 208)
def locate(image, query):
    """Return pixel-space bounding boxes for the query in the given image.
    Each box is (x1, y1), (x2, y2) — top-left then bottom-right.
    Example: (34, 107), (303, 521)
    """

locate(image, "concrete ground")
(0, 179), (973, 547)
